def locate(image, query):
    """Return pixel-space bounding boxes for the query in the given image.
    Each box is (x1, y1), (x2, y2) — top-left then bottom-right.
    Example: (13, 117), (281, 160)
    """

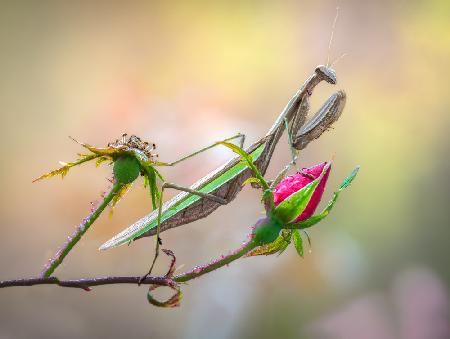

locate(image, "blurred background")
(1, 1), (449, 338)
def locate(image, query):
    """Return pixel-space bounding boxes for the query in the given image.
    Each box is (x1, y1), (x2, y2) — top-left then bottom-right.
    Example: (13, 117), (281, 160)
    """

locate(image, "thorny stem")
(0, 241), (258, 291)
(0, 276), (170, 290)
(174, 241), (257, 283)
(0, 240), (256, 290)
(40, 182), (124, 278)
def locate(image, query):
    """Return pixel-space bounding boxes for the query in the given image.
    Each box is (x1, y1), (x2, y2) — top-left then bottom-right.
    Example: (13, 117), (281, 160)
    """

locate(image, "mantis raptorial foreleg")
(293, 91), (345, 149)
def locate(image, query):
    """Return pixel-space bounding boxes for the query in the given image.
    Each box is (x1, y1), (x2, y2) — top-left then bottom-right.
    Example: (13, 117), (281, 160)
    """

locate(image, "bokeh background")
(1, 1), (449, 338)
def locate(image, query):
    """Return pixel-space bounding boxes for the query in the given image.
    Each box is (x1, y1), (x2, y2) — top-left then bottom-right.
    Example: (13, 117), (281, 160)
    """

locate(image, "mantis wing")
(99, 143), (266, 250)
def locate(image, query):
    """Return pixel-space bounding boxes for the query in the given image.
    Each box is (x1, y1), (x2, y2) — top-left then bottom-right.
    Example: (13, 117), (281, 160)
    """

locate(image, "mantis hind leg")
(139, 182), (227, 283)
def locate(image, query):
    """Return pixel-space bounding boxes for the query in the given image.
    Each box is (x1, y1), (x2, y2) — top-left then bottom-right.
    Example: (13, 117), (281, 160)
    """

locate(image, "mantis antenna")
(326, 6), (340, 67)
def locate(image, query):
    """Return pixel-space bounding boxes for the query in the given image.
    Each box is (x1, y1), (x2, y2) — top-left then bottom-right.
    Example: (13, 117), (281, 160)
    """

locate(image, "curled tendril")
(161, 249), (177, 277)
(146, 249), (183, 308)
(147, 281), (183, 308)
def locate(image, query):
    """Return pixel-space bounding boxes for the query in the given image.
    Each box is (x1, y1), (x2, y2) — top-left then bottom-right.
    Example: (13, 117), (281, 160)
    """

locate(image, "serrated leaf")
(99, 144), (266, 250)
(287, 165), (360, 230)
(274, 163), (330, 224)
(292, 229), (303, 257)
(276, 230), (293, 256)
(245, 230), (292, 257)
(95, 156), (110, 167)
(33, 154), (100, 182)
(340, 165), (360, 189)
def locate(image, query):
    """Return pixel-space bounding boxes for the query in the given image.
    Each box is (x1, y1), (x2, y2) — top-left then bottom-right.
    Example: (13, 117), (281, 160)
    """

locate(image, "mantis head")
(315, 65), (337, 84)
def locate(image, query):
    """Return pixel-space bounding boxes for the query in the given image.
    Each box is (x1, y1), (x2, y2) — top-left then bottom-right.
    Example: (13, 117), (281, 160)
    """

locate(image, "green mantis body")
(100, 65), (346, 250)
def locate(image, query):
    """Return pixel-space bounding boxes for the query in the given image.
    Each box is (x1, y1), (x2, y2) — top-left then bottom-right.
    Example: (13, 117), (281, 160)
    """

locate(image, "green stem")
(40, 182), (123, 278)
(174, 241), (257, 283)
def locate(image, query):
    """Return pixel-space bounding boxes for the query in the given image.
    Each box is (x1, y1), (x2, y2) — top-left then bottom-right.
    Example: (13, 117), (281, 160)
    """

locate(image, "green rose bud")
(113, 155), (141, 185)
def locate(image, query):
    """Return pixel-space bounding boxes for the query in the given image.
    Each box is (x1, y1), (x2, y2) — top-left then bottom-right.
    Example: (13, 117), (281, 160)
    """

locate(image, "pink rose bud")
(273, 162), (331, 221)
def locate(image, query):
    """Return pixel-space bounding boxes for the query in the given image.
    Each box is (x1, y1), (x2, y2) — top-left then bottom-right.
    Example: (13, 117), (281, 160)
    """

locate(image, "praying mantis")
(100, 65), (346, 255)
(35, 64), (345, 279)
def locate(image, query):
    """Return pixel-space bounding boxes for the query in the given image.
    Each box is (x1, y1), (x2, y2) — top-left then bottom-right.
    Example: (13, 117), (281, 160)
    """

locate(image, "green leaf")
(109, 183), (133, 218)
(142, 164), (160, 210)
(292, 230), (303, 257)
(99, 144), (266, 250)
(340, 165), (360, 189)
(242, 177), (261, 186)
(152, 166), (164, 181)
(33, 154), (100, 182)
(245, 230), (292, 257)
(111, 183), (132, 208)
(276, 230), (293, 256)
(218, 141), (269, 190)
(95, 156), (110, 167)
(287, 166), (360, 230)
(274, 163), (330, 224)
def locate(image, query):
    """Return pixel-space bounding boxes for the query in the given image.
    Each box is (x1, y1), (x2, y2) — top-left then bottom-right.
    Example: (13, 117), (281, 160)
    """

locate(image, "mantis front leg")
(293, 90), (346, 150)
(270, 90), (344, 190)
